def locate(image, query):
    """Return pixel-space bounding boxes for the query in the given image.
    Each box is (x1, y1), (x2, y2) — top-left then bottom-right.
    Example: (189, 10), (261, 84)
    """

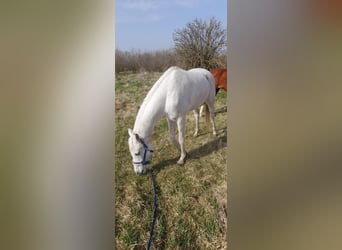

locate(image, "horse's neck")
(133, 97), (165, 141)
(133, 67), (177, 141)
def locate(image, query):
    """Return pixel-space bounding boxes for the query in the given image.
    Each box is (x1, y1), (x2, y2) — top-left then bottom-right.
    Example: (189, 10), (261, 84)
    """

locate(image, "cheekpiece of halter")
(133, 135), (154, 166)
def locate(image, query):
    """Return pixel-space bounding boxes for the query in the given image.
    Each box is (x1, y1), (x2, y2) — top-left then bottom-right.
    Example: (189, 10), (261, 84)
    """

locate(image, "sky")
(115, 0), (227, 51)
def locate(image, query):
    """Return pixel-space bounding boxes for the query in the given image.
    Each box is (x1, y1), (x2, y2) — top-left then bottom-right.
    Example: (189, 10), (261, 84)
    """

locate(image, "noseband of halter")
(133, 134), (154, 166)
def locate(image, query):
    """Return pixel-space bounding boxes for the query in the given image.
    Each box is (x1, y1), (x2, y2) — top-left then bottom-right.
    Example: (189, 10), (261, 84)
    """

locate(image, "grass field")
(115, 71), (227, 249)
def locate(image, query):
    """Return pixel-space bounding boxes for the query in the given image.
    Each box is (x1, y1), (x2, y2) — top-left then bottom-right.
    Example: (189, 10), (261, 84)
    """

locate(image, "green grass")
(115, 71), (227, 249)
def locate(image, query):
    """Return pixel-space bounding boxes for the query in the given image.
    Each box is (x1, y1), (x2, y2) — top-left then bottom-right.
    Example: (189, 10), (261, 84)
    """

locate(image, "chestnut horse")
(200, 68), (227, 116)
(211, 68), (227, 94)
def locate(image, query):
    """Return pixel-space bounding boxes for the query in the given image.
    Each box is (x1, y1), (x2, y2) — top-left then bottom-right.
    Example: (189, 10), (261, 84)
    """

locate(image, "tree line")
(115, 49), (177, 73)
(116, 17), (227, 73)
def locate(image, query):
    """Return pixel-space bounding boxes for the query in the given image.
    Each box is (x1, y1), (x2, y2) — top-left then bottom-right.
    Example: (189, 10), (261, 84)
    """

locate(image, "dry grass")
(115, 71), (227, 249)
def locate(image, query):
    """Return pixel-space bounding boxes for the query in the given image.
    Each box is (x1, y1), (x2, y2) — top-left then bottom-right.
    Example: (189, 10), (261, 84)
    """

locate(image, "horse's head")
(128, 128), (153, 175)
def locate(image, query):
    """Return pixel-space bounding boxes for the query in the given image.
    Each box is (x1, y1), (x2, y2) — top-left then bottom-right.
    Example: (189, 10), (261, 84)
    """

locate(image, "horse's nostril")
(136, 170), (144, 175)
(136, 170), (146, 175)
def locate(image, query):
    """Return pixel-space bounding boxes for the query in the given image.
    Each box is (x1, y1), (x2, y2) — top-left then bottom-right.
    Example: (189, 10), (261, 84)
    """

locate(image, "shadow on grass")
(195, 125), (227, 138)
(150, 133), (227, 174)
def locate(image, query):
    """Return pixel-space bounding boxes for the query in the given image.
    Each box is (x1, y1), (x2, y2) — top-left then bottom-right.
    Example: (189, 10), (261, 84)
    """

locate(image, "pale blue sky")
(115, 0), (227, 51)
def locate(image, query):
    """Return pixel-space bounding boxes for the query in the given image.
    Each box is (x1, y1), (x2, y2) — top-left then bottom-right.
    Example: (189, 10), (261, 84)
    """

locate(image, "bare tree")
(173, 17), (227, 69)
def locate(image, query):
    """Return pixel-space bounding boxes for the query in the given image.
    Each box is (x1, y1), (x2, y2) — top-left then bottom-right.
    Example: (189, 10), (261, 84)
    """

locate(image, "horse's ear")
(128, 128), (134, 137)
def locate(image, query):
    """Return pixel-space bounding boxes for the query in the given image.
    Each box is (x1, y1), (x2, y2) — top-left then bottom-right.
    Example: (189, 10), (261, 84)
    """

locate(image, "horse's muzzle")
(135, 169), (146, 175)
(134, 165), (147, 175)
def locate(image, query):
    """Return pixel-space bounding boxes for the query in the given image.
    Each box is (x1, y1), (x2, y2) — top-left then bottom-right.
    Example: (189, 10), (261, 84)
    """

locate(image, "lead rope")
(147, 168), (157, 250)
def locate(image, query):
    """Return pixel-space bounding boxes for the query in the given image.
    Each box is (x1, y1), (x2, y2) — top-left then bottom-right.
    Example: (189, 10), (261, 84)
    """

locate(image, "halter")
(133, 135), (154, 166)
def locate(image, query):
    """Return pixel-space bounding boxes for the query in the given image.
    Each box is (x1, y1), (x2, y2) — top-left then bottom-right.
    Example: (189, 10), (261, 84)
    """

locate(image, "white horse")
(128, 66), (217, 175)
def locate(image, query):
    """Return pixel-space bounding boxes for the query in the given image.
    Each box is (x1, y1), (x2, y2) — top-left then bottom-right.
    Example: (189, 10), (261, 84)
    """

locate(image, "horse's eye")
(134, 152), (139, 156)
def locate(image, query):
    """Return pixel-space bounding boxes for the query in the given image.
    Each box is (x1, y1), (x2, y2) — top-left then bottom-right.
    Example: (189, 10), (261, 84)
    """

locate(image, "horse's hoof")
(213, 132), (217, 136)
(193, 133), (198, 137)
(177, 155), (186, 165)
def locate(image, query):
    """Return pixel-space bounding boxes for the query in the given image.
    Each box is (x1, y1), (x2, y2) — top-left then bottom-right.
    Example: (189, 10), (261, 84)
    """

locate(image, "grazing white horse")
(128, 66), (217, 175)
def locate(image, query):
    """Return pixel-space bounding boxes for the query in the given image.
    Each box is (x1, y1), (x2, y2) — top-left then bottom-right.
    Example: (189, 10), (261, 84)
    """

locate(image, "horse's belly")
(165, 91), (207, 118)
(189, 90), (209, 107)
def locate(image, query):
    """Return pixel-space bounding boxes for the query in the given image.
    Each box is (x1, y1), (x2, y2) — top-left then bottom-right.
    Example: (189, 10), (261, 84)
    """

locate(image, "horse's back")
(164, 67), (215, 119)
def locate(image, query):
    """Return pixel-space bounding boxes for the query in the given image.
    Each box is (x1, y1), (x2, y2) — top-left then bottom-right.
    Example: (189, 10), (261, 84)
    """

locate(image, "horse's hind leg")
(199, 104), (205, 117)
(206, 101), (217, 136)
(193, 108), (199, 137)
(167, 118), (180, 151)
(176, 116), (187, 165)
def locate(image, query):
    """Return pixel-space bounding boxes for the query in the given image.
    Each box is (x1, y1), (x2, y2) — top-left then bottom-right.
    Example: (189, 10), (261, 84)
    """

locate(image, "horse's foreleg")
(193, 109), (199, 137)
(176, 116), (187, 165)
(167, 119), (180, 151)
